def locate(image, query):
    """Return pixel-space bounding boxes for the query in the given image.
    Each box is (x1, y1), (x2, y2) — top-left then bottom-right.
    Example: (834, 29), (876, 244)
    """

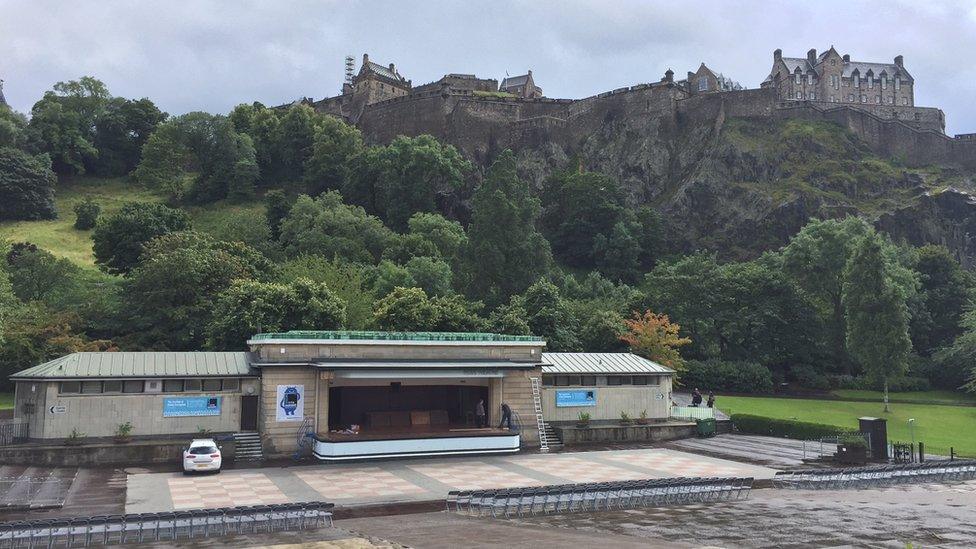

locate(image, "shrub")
(789, 364), (830, 391)
(828, 374), (931, 392)
(682, 360), (774, 394)
(731, 414), (852, 440)
(73, 198), (100, 230)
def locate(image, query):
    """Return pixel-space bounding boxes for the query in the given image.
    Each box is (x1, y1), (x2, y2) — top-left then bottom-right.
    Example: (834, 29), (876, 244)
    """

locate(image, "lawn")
(720, 395), (976, 457)
(0, 393), (13, 410)
(830, 389), (976, 406)
(0, 176), (265, 267)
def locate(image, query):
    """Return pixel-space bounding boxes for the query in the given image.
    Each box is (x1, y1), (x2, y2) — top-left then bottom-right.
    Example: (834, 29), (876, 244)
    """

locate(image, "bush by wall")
(730, 413), (852, 440)
(682, 360), (774, 394)
(828, 374), (931, 392)
(789, 364), (831, 391)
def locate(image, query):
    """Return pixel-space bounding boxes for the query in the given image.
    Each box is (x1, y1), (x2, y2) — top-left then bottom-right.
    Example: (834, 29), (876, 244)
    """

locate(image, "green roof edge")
(250, 330), (543, 343)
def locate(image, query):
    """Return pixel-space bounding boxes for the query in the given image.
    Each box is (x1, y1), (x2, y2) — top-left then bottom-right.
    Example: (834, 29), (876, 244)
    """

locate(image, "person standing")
(498, 403), (512, 430)
(707, 391), (715, 409)
(691, 388), (703, 407)
(475, 398), (486, 427)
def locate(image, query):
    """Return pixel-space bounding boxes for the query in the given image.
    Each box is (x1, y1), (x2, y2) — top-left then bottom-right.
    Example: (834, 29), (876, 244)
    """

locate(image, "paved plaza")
(126, 448), (774, 512)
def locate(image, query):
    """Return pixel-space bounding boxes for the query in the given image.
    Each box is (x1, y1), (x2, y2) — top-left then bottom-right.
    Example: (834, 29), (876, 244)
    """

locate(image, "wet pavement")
(506, 480), (976, 548)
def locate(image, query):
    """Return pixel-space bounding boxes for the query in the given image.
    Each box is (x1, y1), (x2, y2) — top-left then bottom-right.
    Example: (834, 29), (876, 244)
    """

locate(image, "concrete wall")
(0, 438), (237, 467)
(492, 368), (542, 444)
(555, 422), (696, 445)
(15, 380), (258, 439)
(259, 366), (319, 456)
(541, 378), (673, 424)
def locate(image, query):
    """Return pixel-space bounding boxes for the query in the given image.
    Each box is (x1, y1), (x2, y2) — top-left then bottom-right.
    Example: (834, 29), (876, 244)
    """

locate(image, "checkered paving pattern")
(511, 455), (649, 483)
(409, 461), (543, 490)
(295, 467), (427, 500)
(602, 451), (754, 477)
(167, 473), (288, 510)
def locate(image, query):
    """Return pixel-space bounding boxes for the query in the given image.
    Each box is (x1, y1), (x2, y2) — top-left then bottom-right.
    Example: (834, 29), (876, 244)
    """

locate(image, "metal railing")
(0, 422), (29, 446)
(0, 501), (334, 548)
(772, 460), (976, 490)
(447, 476), (753, 518)
(670, 406), (714, 421)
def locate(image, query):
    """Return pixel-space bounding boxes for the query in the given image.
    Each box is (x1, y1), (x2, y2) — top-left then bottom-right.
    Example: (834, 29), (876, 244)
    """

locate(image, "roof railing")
(250, 331), (544, 343)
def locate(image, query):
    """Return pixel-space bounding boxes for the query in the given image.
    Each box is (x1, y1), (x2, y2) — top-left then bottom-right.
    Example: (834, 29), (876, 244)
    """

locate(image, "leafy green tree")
(938, 311), (976, 393)
(132, 120), (191, 200)
(373, 287), (440, 331)
(408, 212), (467, 262)
(277, 256), (374, 330)
(541, 170), (625, 267)
(0, 263), (19, 346)
(520, 279), (581, 351)
(206, 277), (345, 350)
(4, 242), (80, 304)
(429, 294), (484, 332)
(277, 104), (320, 184)
(578, 309), (627, 352)
(381, 233), (440, 264)
(464, 150), (552, 305)
(264, 189), (292, 241)
(278, 191), (393, 263)
(303, 116), (363, 196)
(0, 105), (29, 149)
(371, 260), (417, 298)
(405, 256), (453, 297)
(73, 197), (100, 230)
(91, 97), (166, 176)
(26, 77), (108, 174)
(92, 202), (192, 274)
(125, 231), (272, 349)
(0, 147), (58, 221)
(908, 245), (973, 355)
(843, 236), (912, 411)
(486, 302), (532, 336)
(345, 136), (471, 230)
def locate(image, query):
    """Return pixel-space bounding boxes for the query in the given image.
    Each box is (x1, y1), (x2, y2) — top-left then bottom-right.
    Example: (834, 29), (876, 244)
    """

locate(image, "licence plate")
(196, 464), (209, 469)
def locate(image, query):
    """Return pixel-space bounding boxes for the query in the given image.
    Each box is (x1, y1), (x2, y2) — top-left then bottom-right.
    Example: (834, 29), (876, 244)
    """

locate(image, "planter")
(619, 421), (633, 426)
(636, 419), (649, 425)
(835, 444), (868, 465)
(575, 422), (591, 429)
(114, 436), (132, 444)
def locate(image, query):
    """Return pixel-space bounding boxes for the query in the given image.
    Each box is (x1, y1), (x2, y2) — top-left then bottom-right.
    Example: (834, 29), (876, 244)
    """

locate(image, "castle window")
(807, 74), (813, 86)
(867, 75), (873, 88)
(795, 72), (801, 84)
(853, 75), (860, 87)
(698, 78), (708, 92)
(875, 96), (881, 104)
(809, 92), (816, 100)
(902, 97), (908, 106)
(895, 77), (901, 90)
(882, 76), (887, 89)
(848, 94), (854, 102)
(830, 95), (835, 102)
(831, 59), (836, 66)
(861, 94), (867, 103)
(796, 91), (803, 99)
(831, 75), (839, 89)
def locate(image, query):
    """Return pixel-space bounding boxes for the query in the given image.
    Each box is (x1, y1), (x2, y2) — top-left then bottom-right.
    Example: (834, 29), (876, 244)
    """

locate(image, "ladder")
(530, 377), (550, 453)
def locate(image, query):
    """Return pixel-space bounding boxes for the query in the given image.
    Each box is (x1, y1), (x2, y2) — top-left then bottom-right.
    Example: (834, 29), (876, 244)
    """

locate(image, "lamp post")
(908, 418), (916, 445)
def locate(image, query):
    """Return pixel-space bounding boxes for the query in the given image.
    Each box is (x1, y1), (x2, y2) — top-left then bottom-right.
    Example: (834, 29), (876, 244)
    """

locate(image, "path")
(126, 448), (775, 513)
(671, 391), (729, 419)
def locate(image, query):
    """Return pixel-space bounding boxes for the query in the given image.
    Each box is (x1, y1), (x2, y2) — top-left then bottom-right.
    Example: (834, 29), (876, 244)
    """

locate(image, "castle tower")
(0, 79), (7, 107)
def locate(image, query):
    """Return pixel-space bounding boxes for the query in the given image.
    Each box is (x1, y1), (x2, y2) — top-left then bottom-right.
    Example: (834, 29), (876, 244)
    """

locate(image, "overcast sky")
(3, 1), (976, 134)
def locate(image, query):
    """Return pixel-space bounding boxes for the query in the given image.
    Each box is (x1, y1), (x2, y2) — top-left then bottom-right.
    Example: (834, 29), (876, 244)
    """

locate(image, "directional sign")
(49, 404), (67, 414)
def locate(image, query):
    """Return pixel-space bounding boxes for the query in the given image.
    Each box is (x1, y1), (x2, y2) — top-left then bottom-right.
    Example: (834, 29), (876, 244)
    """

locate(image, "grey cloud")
(2, 0), (975, 133)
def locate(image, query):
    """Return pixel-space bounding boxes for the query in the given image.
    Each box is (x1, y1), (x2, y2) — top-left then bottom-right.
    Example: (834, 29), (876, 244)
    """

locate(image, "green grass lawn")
(0, 176), (265, 267)
(0, 393), (14, 410)
(830, 389), (976, 406)
(720, 395), (976, 457)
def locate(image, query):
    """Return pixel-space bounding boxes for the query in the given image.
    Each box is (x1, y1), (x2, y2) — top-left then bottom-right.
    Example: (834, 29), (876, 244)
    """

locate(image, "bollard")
(918, 442), (925, 463)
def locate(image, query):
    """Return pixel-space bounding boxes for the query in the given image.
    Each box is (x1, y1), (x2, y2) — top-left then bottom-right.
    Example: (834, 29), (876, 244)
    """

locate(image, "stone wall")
(259, 366), (318, 456)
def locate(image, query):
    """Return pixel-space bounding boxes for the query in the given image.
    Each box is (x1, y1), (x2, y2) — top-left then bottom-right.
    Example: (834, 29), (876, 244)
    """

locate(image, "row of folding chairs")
(773, 460), (976, 490)
(446, 477), (753, 518)
(0, 501), (334, 548)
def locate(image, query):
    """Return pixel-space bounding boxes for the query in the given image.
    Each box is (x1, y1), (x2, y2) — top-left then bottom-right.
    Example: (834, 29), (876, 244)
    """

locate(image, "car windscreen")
(188, 446), (218, 455)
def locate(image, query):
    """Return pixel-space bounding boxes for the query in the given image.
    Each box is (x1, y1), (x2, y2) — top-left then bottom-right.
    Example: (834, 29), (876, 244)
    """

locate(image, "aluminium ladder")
(530, 377), (550, 453)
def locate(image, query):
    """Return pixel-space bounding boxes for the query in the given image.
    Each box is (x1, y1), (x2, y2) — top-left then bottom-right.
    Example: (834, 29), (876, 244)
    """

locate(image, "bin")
(696, 418), (717, 438)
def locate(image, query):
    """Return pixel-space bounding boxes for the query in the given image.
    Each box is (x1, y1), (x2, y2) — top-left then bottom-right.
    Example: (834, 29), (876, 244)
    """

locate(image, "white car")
(182, 438), (222, 473)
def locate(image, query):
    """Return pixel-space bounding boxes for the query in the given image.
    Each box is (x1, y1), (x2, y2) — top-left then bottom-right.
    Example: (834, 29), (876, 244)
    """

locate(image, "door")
(240, 395), (259, 431)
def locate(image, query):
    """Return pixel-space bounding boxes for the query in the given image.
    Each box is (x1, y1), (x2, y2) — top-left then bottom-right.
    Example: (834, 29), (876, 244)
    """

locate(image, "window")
(867, 75), (873, 88)
(830, 95), (835, 102)
(807, 74), (813, 86)
(202, 379), (222, 392)
(831, 59), (836, 66)
(632, 376), (649, 385)
(81, 381), (102, 394)
(861, 94), (867, 103)
(895, 77), (901, 90)
(606, 376), (622, 386)
(853, 74), (859, 87)
(902, 97), (908, 106)
(184, 379), (202, 392)
(698, 78), (708, 92)
(59, 381), (81, 394)
(875, 96), (881, 104)
(796, 91), (803, 99)
(848, 94), (854, 102)
(163, 379), (184, 393)
(542, 375), (555, 387)
(794, 72), (801, 84)
(882, 76), (887, 89)
(580, 376), (596, 386)
(122, 380), (144, 393)
(831, 75), (839, 89)
(809, 92), (816, 101)
(103, 380), (122, 393)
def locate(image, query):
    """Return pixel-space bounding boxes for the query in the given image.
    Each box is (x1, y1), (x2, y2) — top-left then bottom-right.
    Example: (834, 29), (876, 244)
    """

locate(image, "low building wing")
(541, 353), (674, 375)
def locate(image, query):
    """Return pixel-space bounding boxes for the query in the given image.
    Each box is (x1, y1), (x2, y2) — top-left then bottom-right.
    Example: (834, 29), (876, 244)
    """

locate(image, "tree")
(487, 303), (532, 336)
(27, 77), (107, 175)
(381, 233), (440, 264)
(843, 236), (912, 412)
(371, 260), (417, 298)
(0, 147), (58, 221)
(579, 309), (627, 352)
(277, 256), (374, 330)
(0, 105), (29, 149)
(541, 170), (625, 267)
(73, 197), (100, 230)
(405, 256), (453, 297)
(90, 97), (166, 176)
(908, 245), (973, 355)
(407, 212), (467, 262)
(4, 242), (80, 304)
(277, 104), (320, 185)
(464, 150), (552, 305)
(265, 189), (292, 241)
(206, 277), (346, 350)
(0, 266), (18, 346)
(520, 279), (581, 351)
(125, 231), (273, 349)
(278, 191), (393, 263)
(933, 310), (976, 393)
(373, 287), (440, 332)
(303, 116), (364, 196)
(621, 310), (692, 376)
(132, 120), (191, 200)
(92, 202), (192, 274)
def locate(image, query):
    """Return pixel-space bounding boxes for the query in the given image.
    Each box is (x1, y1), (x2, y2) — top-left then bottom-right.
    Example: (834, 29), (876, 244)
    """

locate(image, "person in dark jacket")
(498, 403), (513, 429)
(707, 391), (715, 409)
(475, 399), (487, 427)
(691, 388), (703, 407)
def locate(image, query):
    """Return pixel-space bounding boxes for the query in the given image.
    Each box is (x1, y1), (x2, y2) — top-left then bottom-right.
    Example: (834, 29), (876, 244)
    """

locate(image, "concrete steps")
(232, 432), (264, 462)
(541, 422), (564, 450)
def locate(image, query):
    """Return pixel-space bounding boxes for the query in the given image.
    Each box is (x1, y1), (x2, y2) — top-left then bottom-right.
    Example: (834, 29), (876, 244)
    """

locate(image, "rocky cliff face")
(511, 113), (976, 264)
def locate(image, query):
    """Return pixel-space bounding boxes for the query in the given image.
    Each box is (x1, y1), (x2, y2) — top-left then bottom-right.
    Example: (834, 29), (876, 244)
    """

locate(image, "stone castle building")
(499, 71), (543, 98)
(0, 79), (7, 107)
(762, 46), (914, 107)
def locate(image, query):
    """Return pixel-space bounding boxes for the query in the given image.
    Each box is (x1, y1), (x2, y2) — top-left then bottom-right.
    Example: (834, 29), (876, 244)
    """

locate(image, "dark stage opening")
(328, 383), (490, 431)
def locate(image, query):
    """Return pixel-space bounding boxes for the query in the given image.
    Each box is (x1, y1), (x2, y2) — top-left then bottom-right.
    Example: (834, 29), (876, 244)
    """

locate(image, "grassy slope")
(0, 176), (265, 267)
(830, 389), (976, 406)
(720, 395), (976, 457)
(0, 393), (13, 410)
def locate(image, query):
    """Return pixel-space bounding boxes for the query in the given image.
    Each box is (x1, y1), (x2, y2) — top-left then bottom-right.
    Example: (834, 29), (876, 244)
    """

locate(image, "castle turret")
(773, 48), (782, 62)
(894, 55), (904, 67)
(807, 48), (817, 65)
(663, 69), (674, 83)
(843, 54), (851, 62)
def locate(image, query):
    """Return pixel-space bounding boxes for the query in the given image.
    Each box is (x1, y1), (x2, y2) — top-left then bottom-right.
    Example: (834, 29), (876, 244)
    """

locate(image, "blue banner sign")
(555, 390), (596, 407)
(163, 396), (221, 417)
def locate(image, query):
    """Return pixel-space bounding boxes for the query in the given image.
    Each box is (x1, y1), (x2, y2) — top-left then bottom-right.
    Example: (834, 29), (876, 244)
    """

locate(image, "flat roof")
(248, 330), (545, 345)
(541, 353), (674, 375)
(11, 352), (258, 380)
